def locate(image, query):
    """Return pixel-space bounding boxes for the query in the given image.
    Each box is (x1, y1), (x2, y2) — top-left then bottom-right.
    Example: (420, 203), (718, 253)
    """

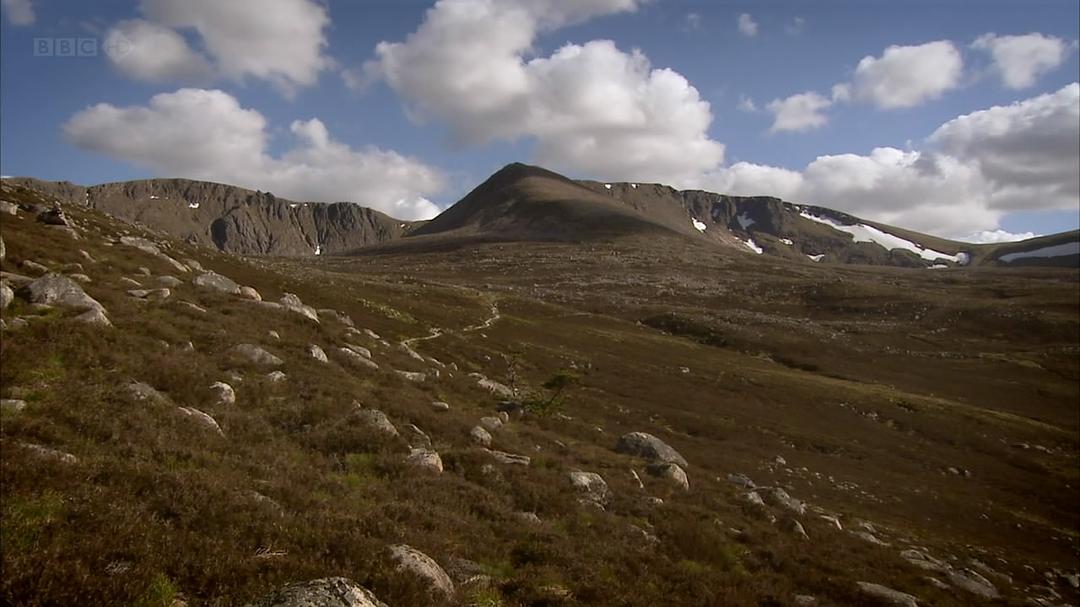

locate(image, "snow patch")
(736, 212), (756, 230)
(744, 238), (763, 254)
(799, 211), (964, 263)
(604, 183), (612, 190)
(630, 183), (638, 189)
(807, 254), (824, 262)
(692, 218), (707, 232)
(149, 195), (160, 200)
(314, 244), (322, 256)
(188, 202), (199, 209)
(289, 203), (299, 209)
(999, 241), (1080, 263)
(928, 264), (949, 269)
(780, 238), (794, 246)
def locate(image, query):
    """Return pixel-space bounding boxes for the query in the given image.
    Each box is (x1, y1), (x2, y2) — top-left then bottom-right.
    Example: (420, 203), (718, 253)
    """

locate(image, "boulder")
(496, 400), (526, 419)
(345, 344), (372, 359)
(404, 424), (432, 449)
(20, 442), (78, 464)
(339, 347), (378, 370)
(469, 373), (515, 398)
(119, 277), (143, 288)
(127, 382), (171, 405)
(855, 582), (919, 607)
(431, 401), (451, 412)
(268, 330), (280, 340)
(18, 275), (105, 315)
(483, 448), (531, 466)
(266, 371), (287, 383)
(395, 370), (426, 382)
(318, 308), (354, 326)
(569, 470), (609, 508)
(478, 416), (503, 431)
(193, 271), (241, 295)
(615, 432), (688, 468)
(230, 344), (283, 367)
(68, 273), (92, 283)
(469, 425), (492, 447)
(127, 288), (171, 301)
(793, 595), (817, 606)
(388, 545), (454, 596)
(119, 236), (162, 255)
(74, 307), (112, 327)
(37, 207), (69, 226)
(157, 276), (183, 288)
(355, 408), (398, 437)
(307, 344), (329, 363)
(239, 286), (262, 301)
(782, 518), (809, 540)
(406, 448), (443, 473)
(946, 569), (998, 599)
(0, 201), (16, 216)
(280, 293), (319, 322)
(178, 407), (224, 437)
(1, 282), (13, 311)
(21, 260), (49, 275)
(760, 487), (806, 515)
(244, 577), (388, 607)
(646, 461), (689, 491)
(726, 473), (756, 489)
(210, 381), (235, 406)
(362, 328), (380, 340)
(1, 399), (28, 413)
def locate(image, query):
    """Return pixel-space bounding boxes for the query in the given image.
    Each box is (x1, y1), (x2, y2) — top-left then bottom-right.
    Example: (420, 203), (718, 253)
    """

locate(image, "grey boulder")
(615, 432), (688, 468)
(245, 577), (388, 607)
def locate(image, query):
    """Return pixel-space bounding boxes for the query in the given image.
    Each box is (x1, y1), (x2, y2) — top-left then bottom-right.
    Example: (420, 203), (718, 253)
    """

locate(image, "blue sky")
(1, 0), (1077, 240)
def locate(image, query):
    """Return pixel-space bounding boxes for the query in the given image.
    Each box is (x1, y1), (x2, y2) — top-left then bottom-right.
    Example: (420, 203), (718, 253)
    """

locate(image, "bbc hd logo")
(32, 33), (132, 59)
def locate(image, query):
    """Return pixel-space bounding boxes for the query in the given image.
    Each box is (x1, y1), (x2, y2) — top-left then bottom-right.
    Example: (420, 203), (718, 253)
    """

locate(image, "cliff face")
(6, 177), (416, 256)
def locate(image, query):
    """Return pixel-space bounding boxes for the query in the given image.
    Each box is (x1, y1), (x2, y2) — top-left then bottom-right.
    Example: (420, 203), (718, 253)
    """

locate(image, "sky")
(1, 0), (1078, 242)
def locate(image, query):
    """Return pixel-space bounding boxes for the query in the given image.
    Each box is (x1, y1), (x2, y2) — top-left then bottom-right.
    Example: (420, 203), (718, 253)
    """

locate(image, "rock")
(0, 201), (17, 215)
(127, 288), (171, 301)
(1, 399), (28, 413)
(239, 286), (262, 301)
(431, 401), (451, 412)
(496, 400), (526, 419)
(0, 236), (4, 260)
(318, 309), (354, 326)
(760, 487), (806, 515)
(20, 442), (78, 464)
(646, 461), (689, 491)
(395, 370), (425, 382)
(946, 569), (998, 599)
(135, 267), (151, 276)
(193, 271), (241, 295)
(362, 328), (380, 340)
(478, 416), (503, 431)
(307, 344), (329, 363)
(483, 448), (531, 466)
(774, 455), (787, 466)
(157, 276), (182, 288)
(184, 259), (204, 272)
(177, 301), (207, 313)
(1, 283), (13, 311)
(741, 491), (767, 508)
(266, 371), (287, 383)
(355, 408), (398, 437)
(79, 250), (96, 263)
(406, 448), (443, 473)
(119, 277), (142, 288)
(855, 582), (919, 607)
(569, 470), (609, 508)
(339, 347), (378, 370)
(793, 595), (817, 606)
(178, 406), (224, 437)
(0, 271), (34, 287)
(127, 382), (171, 405)
(469, 425), (493, 447)
(819, 514), (843, 530)
(782, 518), (809, 539)
(345, 344), (372, 359)
(469, 373), (515, 398)
(68, 273), (92, 283)
(244, 577), (388, 607)
(615, 432), (688, 468)
(210, 381), (235, 406)
(7, 317), (28, 330)
(405, 424), (432, 449)
(37, 207), (70, 226)
(389, 545), (454, 597)
(900, 549), (949, 574)
(20, 260), (50, 274)
(497, 411), (510, 423)
(120, 236), (162, 255)
(515, 512), (542, 525)
(280, 293), (319, 322)
(268, 330), (280, 340)
(924, 577), (949, 590)
(852, 530), (890, 546)
(230, 344), (283, 367)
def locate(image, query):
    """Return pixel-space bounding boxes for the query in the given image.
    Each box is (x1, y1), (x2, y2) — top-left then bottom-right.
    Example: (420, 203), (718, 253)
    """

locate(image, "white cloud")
(929, 83), (1079, 211)
(737, 13), (758, 37)
(1, 0), (33, 25)
(766, 92), (832, 133)
(104, 0), (332, 94)
(736, 95), (758, 112)
(784, 17), (805, 36)
(63, 89), (445, 220)
(960, 229), (1038, 244)
(105, 20), (213, 84)
(708, 84), (1080, 238)
(847, 41), (963, 108)
(365, 0), (725, 185)
(972, 33), (1073, 89)
(683, 12), (701, 31)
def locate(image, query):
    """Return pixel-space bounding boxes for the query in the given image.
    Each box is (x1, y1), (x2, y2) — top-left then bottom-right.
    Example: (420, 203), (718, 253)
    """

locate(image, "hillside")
(2, 180), (1078, 606)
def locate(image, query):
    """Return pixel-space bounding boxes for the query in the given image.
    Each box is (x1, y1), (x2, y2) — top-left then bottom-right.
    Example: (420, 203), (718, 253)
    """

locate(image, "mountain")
(5, 166), (1077, 268)
(3, 177), (416, 256)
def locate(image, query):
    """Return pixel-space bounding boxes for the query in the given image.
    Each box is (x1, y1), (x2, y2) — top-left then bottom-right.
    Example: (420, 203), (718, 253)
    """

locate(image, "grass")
(1, 182), (1078, 606)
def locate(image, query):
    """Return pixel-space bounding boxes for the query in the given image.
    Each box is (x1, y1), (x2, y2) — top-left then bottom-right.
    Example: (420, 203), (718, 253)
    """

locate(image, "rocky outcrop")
(245, 577), (388, 607)
(17, 273), (108, 319)
(616, 432), (688, 467)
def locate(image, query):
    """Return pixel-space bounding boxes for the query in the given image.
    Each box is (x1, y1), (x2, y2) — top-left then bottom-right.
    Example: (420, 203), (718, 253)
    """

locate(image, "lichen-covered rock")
(616, 432), (688, 468)
(389, 545), (454, 596)
(244, 577), (388, 607)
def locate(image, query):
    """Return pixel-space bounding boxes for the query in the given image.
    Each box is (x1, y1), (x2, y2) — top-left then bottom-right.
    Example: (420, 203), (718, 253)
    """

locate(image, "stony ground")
(1, 183), (1078, 606)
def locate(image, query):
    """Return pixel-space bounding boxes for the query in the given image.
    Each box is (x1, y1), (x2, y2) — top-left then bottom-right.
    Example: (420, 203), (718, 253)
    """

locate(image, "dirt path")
(398, 295), (500, 360)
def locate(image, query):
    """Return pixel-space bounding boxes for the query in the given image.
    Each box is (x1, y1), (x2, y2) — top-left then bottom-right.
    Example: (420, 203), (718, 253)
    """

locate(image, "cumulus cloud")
(63, 89), (444, 220)
(106, 20), (213, 84)
(736, 95), (758, 112)
(972, 32), (1073, 89)
(105, 0), (332, 94)
(1, 0), (33, 25)
(364, 0), (725, 185)
(929, 83), (1079, 210)
(961, 229), (1039, 244)
(766, 92), (832, 133)
(847, 41), (963, 108)
(737, 13), (758, 37)
(708, 84), (1080, 237)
